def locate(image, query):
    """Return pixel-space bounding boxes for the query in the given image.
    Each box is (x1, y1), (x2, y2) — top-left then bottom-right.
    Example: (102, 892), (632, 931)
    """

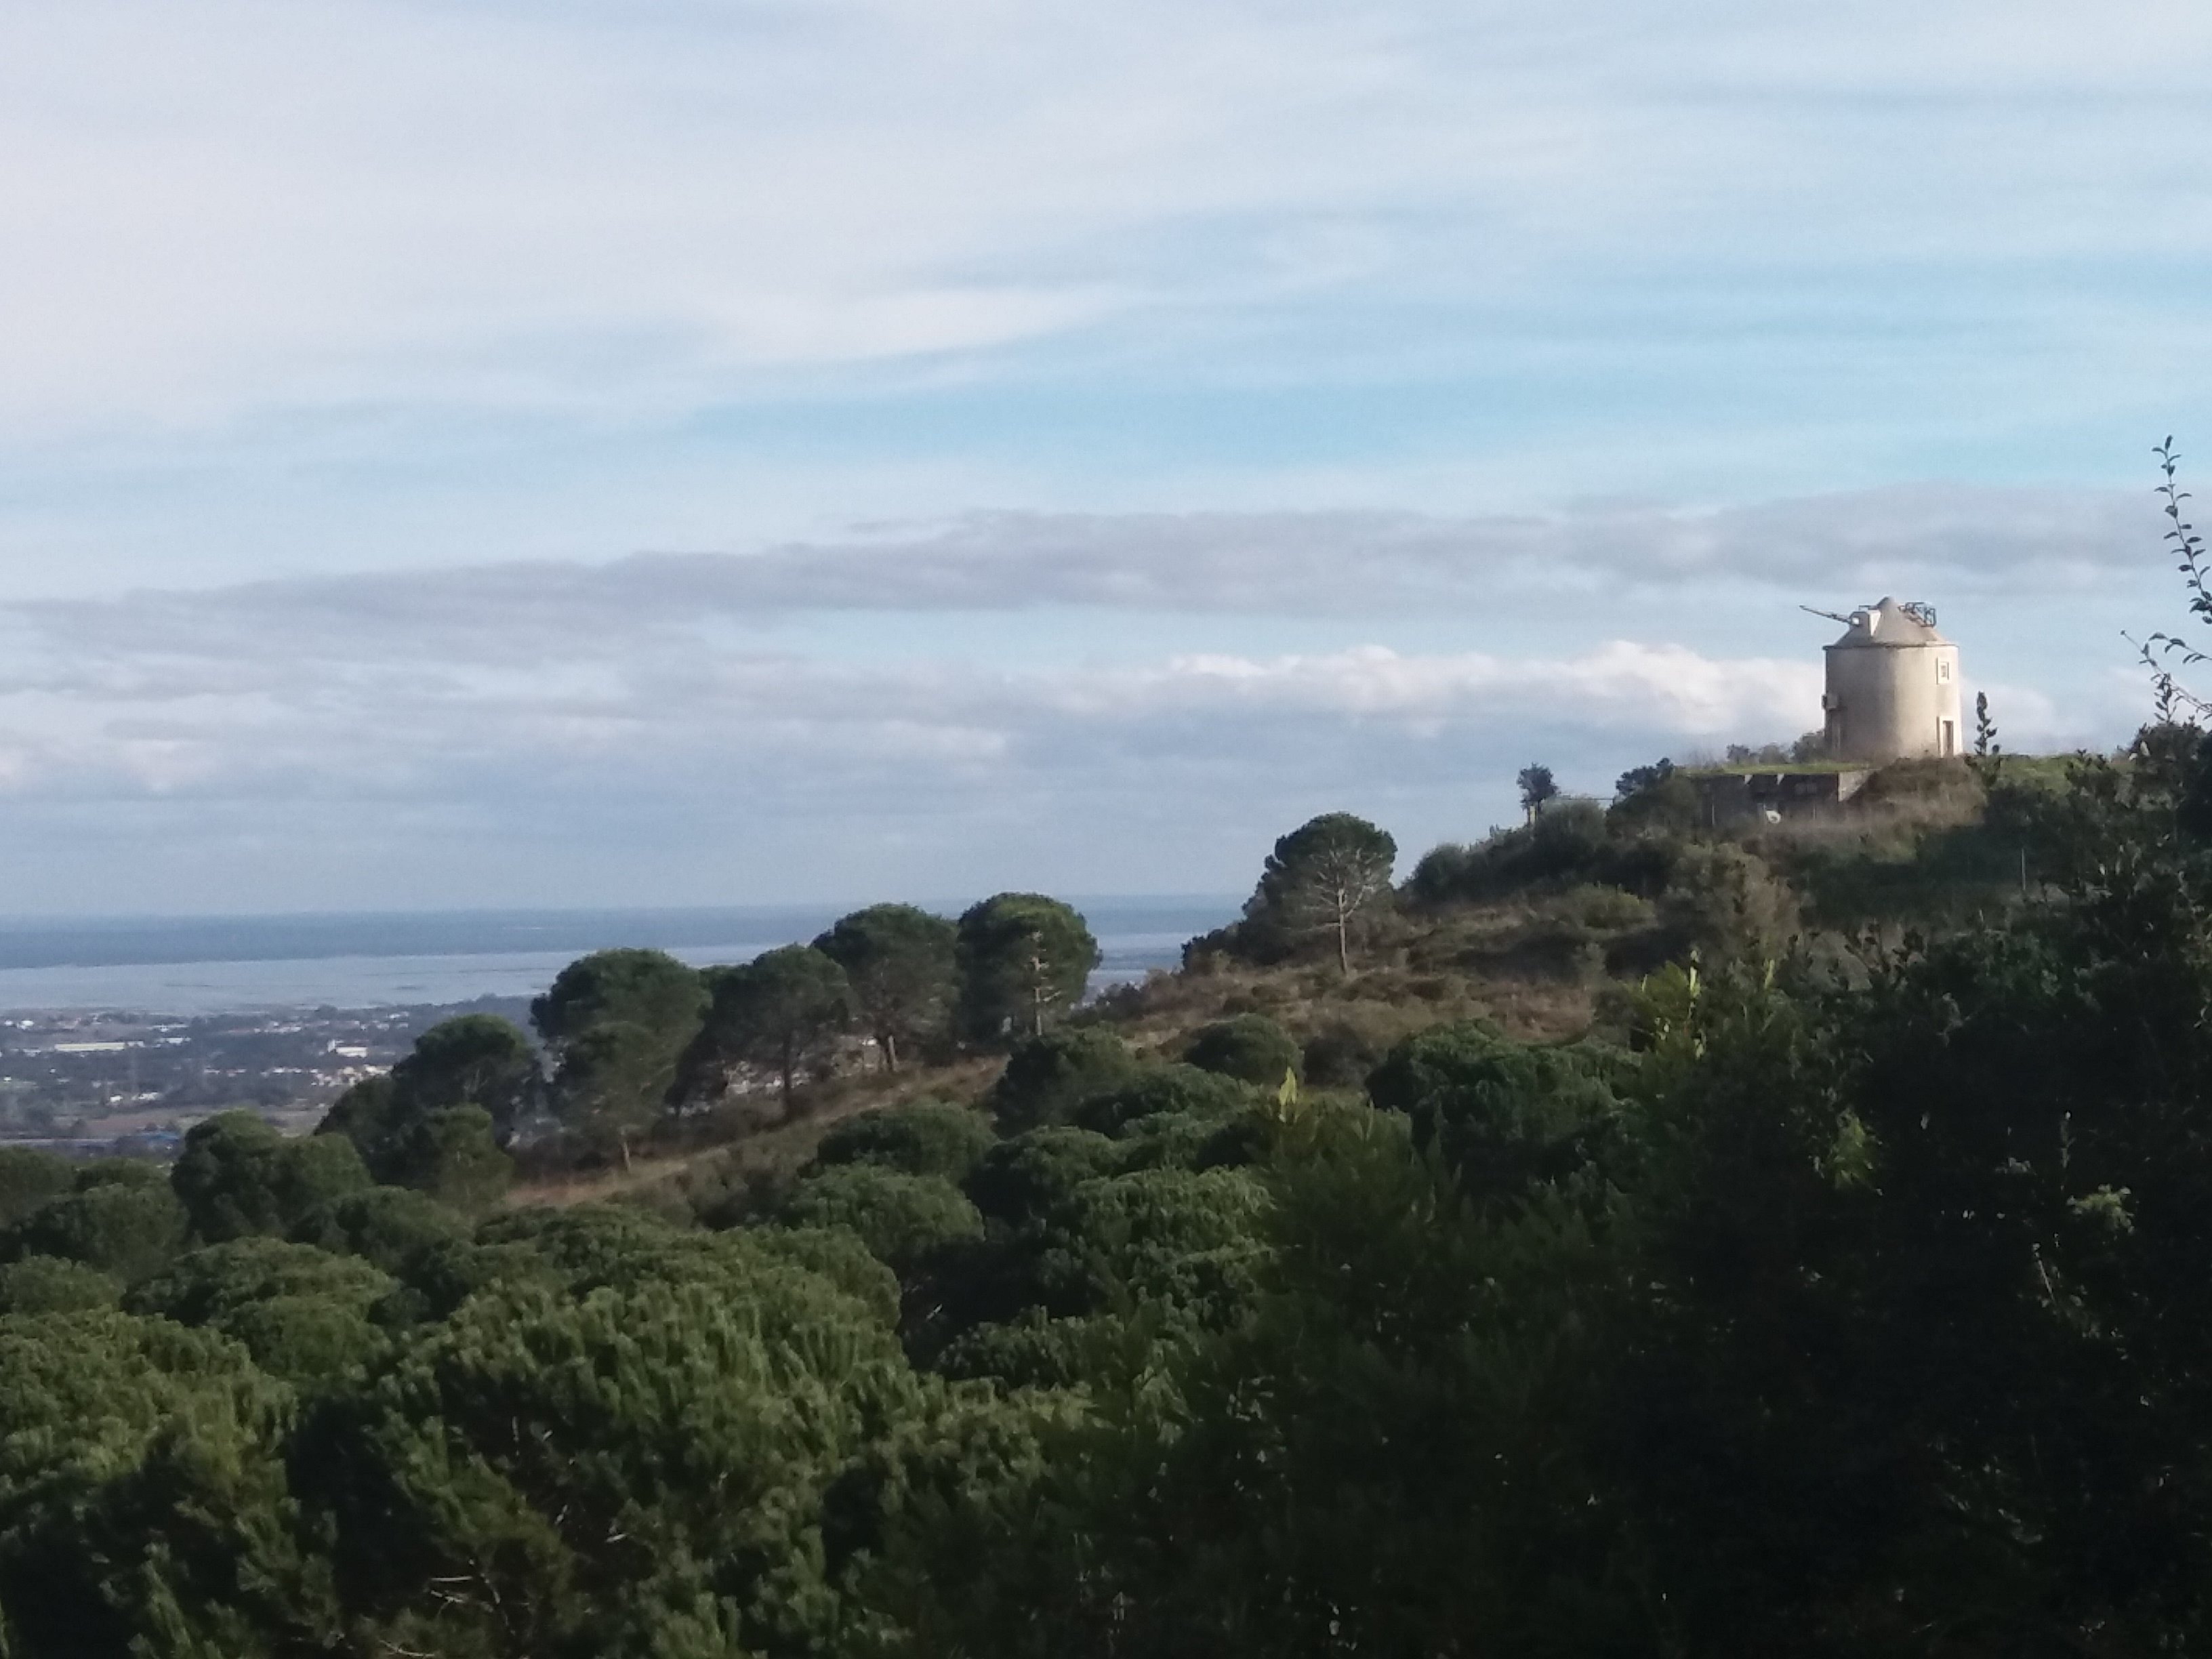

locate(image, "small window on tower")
(1938, 659), (1951, 682)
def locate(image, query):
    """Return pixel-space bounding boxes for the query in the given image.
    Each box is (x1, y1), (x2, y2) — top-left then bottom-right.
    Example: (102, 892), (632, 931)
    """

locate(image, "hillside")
(4, 739), (2212, 1656)
(590, 749), (2073, 1223)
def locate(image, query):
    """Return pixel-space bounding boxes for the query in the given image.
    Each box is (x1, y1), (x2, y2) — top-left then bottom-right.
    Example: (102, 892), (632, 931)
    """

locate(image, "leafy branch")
(1967, 691), (2004, 787)
(2129, 437), (2212, 724)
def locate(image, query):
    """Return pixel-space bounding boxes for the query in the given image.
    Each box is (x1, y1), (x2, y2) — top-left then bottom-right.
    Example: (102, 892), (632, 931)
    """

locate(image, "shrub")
(1533, 800), (1608, 869)
(70, 1159), (169, 1191)
(1609, 767), (1702, 834)
(1115, 1108), (1269, 1173)
(126, 1236), (398, 1330)
(1181, 918), (1290, 970)
(1367, 1021), (1621, 1207)
(1031, 1167), (1271, 1322)
(126, 1237), (400, 1382)
(172, 1111), (373, 1244)
(966, 1128), (1126, 1225)
(1660, 844), (1801, 963)
(8, 1181), (189, 1284)
(0, 1149), (73, 1229)
(935, 1309), (1122, 1389)
(745, 1227), (902, 1328)
(988, 1027), (1140, 1134)
(1408, 801), (1611, 907)
(1594, 832), (1686, 899)
(813, 1099), (997, 1182)
(0, 1256), (119, 1315)
(1561, 883), (1655, 932)
(1073, 1066), (1254, 1136)
(1304, 1021), (1388, 1088)
(1405, 842), (1480, 907)
(777, 1166), (985, 1273)
(1183, 1015), (1303, 1087)
(380, 1105), (512, 1214)
(288, 1187), (472, 1275)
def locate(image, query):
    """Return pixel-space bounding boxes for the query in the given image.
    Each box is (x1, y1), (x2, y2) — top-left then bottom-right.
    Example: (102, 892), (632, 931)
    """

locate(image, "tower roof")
(1827, 596), (1950, 650)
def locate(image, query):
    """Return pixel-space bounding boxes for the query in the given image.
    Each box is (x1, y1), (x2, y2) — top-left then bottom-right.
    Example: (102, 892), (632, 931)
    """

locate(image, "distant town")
(0, 998), (530, 1153)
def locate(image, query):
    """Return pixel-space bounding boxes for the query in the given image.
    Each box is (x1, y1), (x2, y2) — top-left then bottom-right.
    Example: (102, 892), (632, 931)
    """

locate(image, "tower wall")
(1824, 640), (1962, 762)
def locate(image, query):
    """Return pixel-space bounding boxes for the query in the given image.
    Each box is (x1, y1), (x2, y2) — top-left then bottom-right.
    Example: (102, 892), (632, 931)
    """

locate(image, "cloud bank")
(0, 482), (2165, 911)
(22, 480), (2156, 651)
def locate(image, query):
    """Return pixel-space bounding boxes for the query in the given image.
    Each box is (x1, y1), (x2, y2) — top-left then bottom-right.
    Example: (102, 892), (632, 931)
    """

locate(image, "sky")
(3, 0), (2211, 914)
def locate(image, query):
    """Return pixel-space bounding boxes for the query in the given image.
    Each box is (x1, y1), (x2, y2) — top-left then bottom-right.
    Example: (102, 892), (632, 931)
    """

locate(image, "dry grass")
(1101, 895), (1618, 1052)
(508, 1055), (1004, 1211)
(509, 892), (1656, 1213)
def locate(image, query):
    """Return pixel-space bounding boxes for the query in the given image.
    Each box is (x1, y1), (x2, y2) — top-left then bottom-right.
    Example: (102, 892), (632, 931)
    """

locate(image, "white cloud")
(7, 481), (2158, 670)
(0, 546), (1818, 846)
(0, 519), (2167, 909)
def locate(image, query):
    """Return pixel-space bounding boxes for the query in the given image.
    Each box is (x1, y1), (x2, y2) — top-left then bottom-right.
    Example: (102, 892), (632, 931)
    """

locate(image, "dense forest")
(11, 488), (2212, 1655)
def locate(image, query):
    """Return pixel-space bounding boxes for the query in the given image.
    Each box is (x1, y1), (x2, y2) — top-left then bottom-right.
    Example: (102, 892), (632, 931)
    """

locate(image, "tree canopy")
(318, 1027), (515, 1201)
(531, 948), (708, 1160)
(1246, 811), (1397, 974)
(1517, 762), (1559, 821)
(689, 943), (852, 1112)
(955, 893), (1101, 1044)
(815, 903), (958, 1071)
(386, 1012), (540, 1139)
(176, 1109), (371, 1243)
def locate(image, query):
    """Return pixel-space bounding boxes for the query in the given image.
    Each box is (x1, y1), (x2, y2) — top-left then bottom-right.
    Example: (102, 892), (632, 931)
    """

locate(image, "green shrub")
(1073, 1065), (1254, 1136)
(1595, 832), (1686, 899)
(1608, 767), (1702, 834)
(0, 1149), (73, 1229)
(1561, 883), (1655, 931)
(7, 1181), (189, 1284)
(1304, 1021), (1387, 1088)
(1115, 1108), (1269, 1173)
(813, 1099), (997, 1181)
(745, 1226), (902, 1328)
(935, 1308), (1124, 1389)
(0, 1309), (297, 1655)
(288, 1185), (472, 1274)
(1408, 801), (1611, 907)
(70, 1158), (169, 1191)
(988, 1027), (1139, 1133)
(173, 1111), (375, 1245)
(778, 1165), (984, 1272)
(1184, 1014), (1303, 1087)
(125, 1237), (401, 1382)
(1367, 1022), (1620, 1207)
(378, 1104), (512, 1213)
(1030, 1167), (1270, 1322)
(0, 1256), (119, 1315)
(966, 1127), (1126, 1225)
(1660, 844), (1801, 963)
(126, 1236), (398, 1330)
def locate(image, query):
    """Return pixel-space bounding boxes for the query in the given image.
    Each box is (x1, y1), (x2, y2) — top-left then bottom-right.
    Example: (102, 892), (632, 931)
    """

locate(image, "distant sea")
(0, 899), (1240, 1016)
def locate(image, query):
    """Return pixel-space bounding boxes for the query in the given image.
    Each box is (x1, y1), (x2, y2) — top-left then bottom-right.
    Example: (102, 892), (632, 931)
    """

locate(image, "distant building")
(1690, 767), (1872, 826)
(1820, 597), (1963, 763)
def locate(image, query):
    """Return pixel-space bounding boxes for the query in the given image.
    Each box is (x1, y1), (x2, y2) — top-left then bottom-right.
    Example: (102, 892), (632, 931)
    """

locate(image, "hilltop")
(563, 748), (2074, 1216)
(3, 731), (2212, 1657)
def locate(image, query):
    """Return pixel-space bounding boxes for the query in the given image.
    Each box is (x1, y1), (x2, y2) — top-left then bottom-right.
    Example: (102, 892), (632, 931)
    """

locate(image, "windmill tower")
(1811, 598), (1963, 763)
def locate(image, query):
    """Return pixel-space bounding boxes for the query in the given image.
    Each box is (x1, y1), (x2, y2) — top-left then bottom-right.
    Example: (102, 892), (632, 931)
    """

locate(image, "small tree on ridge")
(1250, 812), (1397, 977)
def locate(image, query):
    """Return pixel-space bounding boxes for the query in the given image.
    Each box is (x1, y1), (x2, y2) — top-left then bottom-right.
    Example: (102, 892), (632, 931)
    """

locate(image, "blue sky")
(1, 0), (2209, 912)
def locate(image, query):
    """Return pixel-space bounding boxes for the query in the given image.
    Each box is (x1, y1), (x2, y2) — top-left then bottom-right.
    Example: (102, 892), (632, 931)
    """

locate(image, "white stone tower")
(1820, 598), (1963, 763)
